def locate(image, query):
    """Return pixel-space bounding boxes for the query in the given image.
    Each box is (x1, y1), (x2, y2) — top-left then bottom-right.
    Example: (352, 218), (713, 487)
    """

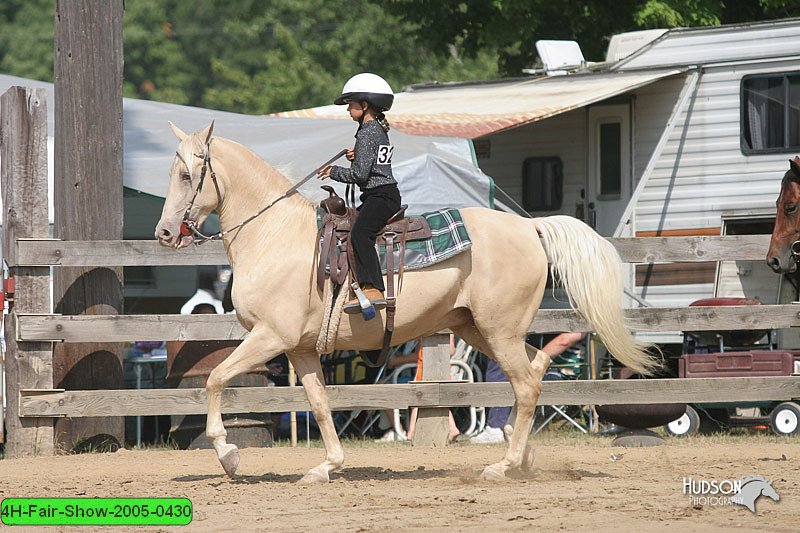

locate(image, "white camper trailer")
(282, 18), (800, 343)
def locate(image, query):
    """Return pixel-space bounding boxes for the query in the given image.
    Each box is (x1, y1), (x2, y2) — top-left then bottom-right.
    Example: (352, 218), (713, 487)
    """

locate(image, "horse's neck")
(213, 139), (317, 267)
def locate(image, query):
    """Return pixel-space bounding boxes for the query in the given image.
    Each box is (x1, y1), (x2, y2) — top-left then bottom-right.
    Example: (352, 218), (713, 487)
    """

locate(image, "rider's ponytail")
(376, 112), (391, 132)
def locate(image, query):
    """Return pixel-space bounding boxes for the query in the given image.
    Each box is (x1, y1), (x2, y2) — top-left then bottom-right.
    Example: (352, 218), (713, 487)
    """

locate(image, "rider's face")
(346, 100), (366, 122)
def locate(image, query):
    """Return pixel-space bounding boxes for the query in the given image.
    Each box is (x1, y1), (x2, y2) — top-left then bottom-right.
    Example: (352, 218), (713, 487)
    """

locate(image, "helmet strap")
(357, 101), (370, 125)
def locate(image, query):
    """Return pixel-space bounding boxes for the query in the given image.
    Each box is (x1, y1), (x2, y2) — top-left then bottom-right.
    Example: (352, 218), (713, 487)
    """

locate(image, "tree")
(122, 0), (195, 104)
(387, 0), (800, 76)
(0, 0), (498, 113)
(0, 0), (55, 82)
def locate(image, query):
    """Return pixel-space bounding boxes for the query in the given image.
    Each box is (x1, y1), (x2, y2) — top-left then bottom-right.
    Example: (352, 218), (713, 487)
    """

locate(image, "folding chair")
(334, 343), (413, 437)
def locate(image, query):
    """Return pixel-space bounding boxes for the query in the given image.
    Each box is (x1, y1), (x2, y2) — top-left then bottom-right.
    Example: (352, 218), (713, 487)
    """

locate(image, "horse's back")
(460, 207), (547, 261)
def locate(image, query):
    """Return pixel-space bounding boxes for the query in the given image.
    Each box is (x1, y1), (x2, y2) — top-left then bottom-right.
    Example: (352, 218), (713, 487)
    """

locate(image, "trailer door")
(587, 103), (632, 236)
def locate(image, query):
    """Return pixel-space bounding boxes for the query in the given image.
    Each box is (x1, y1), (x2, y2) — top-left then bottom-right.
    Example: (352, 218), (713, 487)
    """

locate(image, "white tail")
(534, 216), (660, 376)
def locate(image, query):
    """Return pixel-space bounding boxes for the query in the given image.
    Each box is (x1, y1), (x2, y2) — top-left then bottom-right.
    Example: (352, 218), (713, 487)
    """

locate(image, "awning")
(277, 68), (685, 138)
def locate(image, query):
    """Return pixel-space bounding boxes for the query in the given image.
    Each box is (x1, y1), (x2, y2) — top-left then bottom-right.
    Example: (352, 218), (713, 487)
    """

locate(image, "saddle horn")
(320, 185), (346, 216)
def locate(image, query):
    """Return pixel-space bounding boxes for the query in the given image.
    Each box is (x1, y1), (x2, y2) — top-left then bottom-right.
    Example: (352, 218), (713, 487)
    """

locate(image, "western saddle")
(316, 185), (431, 367)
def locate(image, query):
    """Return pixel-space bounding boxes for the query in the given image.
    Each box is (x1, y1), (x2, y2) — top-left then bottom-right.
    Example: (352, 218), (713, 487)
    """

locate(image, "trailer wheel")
(769, 402), (800, 436)
(665, 405), (700, 437)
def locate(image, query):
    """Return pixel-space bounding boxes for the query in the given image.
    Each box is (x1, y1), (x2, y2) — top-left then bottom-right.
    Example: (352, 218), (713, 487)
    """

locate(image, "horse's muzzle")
(768, 256), (783, 273)
(156, 224), (193, 249)
(767, 254), (797, 274)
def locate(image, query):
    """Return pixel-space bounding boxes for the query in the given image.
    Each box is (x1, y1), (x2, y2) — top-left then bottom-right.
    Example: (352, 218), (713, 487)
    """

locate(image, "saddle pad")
(377, 208), (471, 273)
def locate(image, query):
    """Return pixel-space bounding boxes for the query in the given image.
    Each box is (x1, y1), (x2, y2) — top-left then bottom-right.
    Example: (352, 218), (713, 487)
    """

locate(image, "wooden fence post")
(1, 86), (55, 457)
(412, 334), (451, 447)
(52, 0), (125, 450)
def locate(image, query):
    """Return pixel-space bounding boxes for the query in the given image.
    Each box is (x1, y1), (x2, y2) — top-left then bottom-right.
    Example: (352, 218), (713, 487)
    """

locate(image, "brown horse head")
(767, 156), (800, 273)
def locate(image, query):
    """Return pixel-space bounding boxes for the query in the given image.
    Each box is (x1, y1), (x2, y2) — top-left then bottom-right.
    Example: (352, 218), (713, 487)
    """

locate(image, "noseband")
(179, 144), (347, 245)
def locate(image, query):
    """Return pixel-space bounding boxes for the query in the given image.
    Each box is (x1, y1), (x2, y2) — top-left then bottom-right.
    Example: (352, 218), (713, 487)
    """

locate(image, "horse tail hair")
(533, 215), (661, 376)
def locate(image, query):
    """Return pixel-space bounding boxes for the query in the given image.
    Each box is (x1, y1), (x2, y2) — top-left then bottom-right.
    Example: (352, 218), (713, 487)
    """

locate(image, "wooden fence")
(2, 86), (800, 458)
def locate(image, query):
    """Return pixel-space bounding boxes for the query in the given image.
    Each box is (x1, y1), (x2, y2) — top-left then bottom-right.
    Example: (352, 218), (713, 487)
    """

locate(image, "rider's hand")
(317, 165), (332, 179)
(345, 148), (355, 161)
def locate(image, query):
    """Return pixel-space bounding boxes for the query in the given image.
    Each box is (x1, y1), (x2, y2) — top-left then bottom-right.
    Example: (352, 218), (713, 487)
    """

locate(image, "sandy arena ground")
(0, 435), (798, 532)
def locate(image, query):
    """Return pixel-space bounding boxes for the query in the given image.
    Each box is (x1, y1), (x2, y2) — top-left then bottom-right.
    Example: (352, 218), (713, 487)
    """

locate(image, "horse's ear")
(792, 156), (800, 177)
(199, 120), (215, 145)
(169, 121), (188, 141)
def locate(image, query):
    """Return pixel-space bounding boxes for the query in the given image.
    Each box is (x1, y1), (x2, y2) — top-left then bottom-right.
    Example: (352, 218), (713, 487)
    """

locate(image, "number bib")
(377, 145), (394, 165)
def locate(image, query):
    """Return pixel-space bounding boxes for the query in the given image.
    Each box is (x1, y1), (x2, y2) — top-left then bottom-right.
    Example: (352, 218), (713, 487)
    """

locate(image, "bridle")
(179, 141), (346, 245)
(791, 240), (800, 261)
(179, 140), (223, 242)
(778, 169), (800, 263)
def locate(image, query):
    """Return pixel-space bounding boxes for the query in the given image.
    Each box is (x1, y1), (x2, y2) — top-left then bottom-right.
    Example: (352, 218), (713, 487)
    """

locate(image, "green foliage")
(0, 1), (798, 112)
(388, 0), (800, 76)
(0, 0), (498, 114)
(0, 0), (55, 82)
(635, 0), (723, 28)
(123, 0), (194, 104)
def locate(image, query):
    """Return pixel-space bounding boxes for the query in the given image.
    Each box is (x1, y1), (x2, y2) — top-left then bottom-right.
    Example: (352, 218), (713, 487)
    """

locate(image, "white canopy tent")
(0, 74), (494, 225)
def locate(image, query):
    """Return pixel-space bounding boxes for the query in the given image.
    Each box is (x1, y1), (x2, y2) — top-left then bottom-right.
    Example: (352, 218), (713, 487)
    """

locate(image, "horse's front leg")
(205, 330), (285, 477)
(289, 352), (345, 484)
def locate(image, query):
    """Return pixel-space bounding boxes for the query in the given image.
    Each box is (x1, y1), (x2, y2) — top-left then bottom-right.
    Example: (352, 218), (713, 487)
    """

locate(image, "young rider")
(318, 73), (402, 313)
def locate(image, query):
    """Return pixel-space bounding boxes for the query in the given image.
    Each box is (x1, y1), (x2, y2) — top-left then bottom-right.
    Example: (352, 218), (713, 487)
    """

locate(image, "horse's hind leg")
(205, 330), (285, 477)
(289, 352), (345, 484)
(503, 343), (551, 472)
(479, 338), (548, 480)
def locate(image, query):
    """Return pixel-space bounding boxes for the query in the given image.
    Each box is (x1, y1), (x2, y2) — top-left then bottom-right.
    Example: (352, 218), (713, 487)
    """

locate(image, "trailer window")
(522, 157), (563, 212)
(599, 122), (622, 197)
(741, 72), (800, 154)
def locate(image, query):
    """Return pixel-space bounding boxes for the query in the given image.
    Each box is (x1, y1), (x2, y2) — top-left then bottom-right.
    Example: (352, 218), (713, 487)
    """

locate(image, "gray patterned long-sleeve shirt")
(330, 119), (396, 190)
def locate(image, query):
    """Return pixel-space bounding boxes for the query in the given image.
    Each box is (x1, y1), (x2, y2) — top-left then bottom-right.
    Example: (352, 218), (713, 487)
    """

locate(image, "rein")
(181, 144), (347, 245)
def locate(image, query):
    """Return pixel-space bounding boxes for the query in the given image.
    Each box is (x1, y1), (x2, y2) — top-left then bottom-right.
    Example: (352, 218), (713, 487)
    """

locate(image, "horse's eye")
(181, 172), (191, 182)
(786, 204), (798, 215)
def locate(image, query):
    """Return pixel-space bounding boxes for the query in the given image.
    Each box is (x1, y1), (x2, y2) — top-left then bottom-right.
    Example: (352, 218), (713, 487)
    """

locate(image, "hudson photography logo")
(682, 476), (781, 512)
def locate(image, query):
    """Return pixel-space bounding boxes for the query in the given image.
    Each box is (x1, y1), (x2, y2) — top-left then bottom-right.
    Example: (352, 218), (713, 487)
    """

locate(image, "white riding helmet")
(334, 73), (394, 111)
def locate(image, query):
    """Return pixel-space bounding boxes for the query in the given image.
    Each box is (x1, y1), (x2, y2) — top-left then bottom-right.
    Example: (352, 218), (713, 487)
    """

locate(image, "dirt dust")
(0, 437), (797, 532)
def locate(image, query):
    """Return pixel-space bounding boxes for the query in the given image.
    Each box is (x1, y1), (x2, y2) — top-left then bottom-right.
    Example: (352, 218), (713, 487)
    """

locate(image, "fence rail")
(19, 377), (800, 418)
(10, 234), (772, 267)
(15, 304), (800, 342)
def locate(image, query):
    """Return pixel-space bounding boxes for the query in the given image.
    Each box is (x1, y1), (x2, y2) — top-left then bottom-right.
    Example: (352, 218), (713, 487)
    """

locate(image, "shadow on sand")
(173, 466), (454, 484)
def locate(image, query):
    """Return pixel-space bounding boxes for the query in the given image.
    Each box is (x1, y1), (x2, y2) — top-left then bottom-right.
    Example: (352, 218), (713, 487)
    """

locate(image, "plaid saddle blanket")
(318, 208), (472, 274)
(377, 208), (472, 273)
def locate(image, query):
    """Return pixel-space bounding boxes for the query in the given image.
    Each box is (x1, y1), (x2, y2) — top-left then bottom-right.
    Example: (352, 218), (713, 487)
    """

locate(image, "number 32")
(377, 145), (394, 165)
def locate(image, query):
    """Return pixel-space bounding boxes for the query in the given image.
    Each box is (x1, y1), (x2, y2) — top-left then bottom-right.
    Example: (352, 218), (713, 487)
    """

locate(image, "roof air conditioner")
(535, 40), (585, 75)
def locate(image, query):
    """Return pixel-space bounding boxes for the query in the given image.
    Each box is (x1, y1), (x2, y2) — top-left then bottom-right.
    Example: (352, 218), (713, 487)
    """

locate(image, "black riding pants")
(352, 184), (402, 291)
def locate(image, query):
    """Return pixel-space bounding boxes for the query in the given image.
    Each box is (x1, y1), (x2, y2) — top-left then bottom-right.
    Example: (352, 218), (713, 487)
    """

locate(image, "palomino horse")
(155, 122), (659, 483)
(767, 157), (800, 273)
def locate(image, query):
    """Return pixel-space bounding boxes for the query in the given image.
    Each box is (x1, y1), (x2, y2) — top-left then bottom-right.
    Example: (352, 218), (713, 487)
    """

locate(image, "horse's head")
(155, 121), (219, 248)
(767, 157), (800, 273)
(761, 480), (780, 502)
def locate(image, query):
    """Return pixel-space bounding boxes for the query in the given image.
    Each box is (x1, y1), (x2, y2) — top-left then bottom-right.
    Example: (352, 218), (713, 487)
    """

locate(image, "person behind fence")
(470, 332), (586, 444)
(317, 73), (402, 313)
(180, 266), (224, 315)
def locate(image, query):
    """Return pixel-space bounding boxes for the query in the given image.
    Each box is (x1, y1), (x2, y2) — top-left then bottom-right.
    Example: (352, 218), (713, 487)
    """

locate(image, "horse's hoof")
(480, 464), (506, 481)
(219, 446), (240, 478)
(298, 468), (329, 484)
(521, 445), (536, 472)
